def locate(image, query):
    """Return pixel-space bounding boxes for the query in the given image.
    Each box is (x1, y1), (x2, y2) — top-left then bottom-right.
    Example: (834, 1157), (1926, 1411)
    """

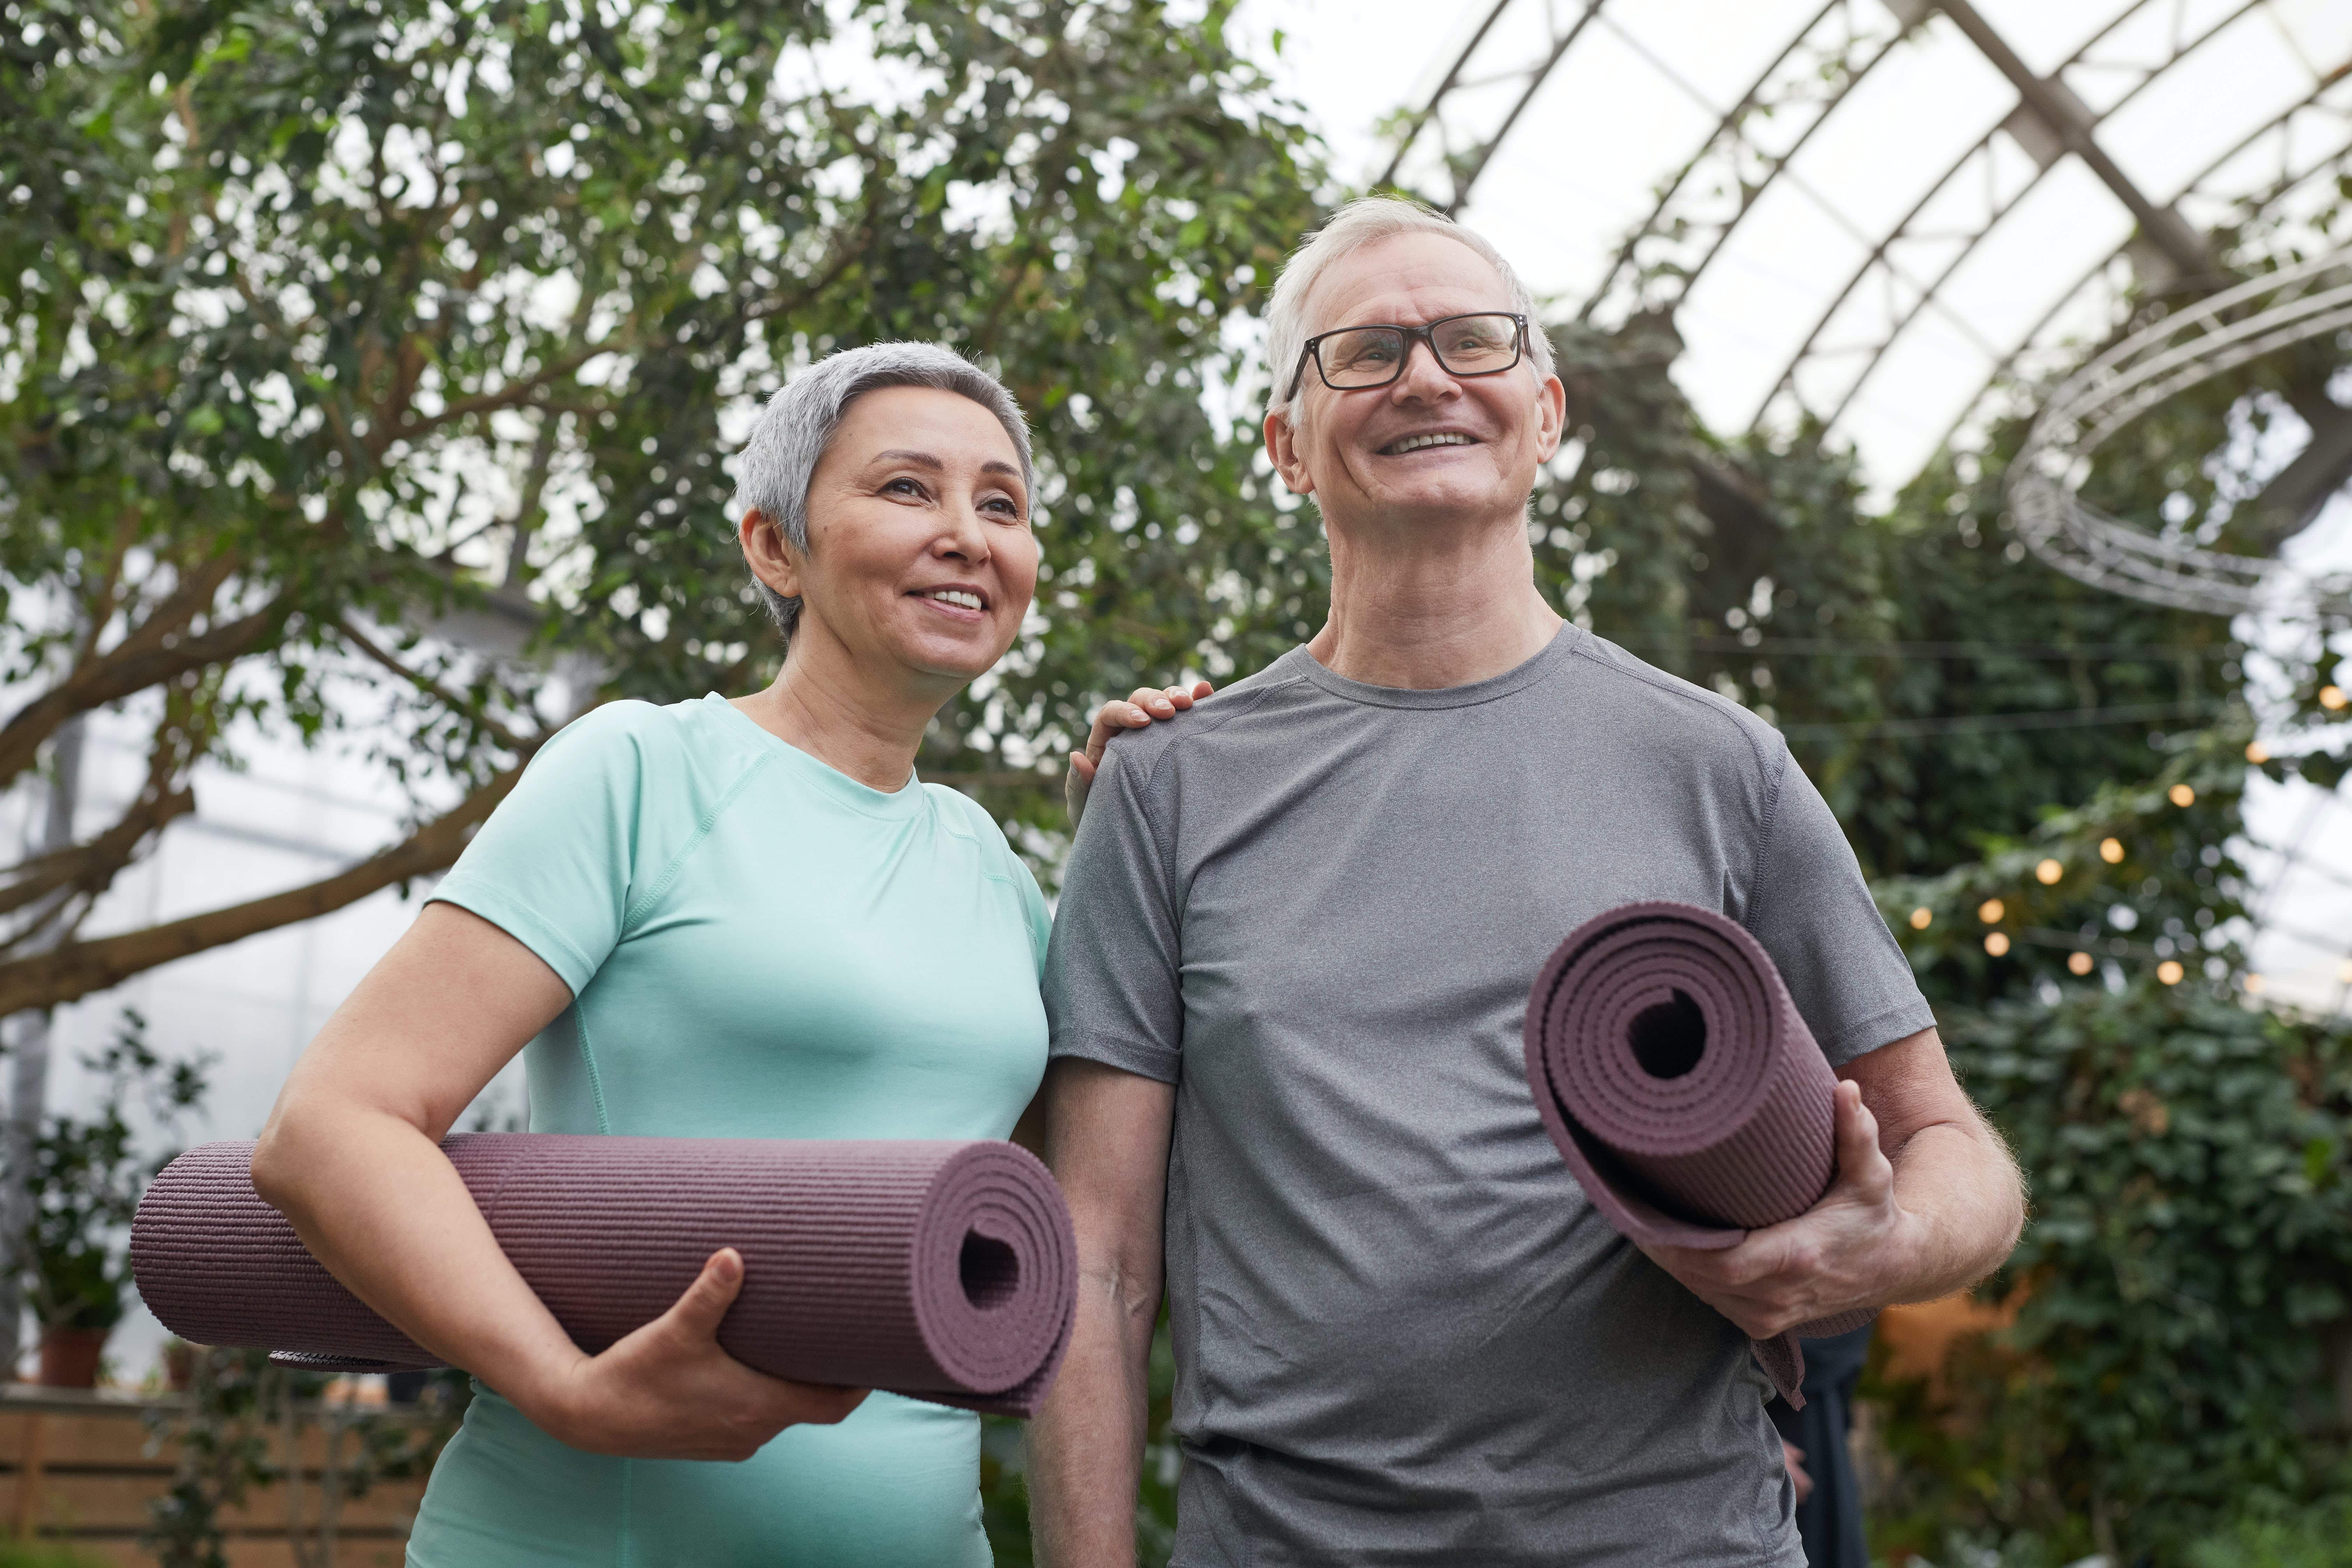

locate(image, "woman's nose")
(934, 502), (993, 562)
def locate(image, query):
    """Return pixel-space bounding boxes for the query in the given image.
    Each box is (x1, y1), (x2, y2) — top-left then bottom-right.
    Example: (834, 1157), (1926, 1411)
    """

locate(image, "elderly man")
(1028, 197), (2024, 1566)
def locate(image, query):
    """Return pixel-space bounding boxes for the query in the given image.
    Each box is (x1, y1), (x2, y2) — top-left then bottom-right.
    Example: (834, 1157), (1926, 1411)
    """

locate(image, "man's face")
(1266, 232), (1565, 533)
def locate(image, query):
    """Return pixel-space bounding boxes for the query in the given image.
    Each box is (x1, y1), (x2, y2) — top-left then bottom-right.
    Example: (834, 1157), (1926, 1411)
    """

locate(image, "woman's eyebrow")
(871, 449), (944, 469)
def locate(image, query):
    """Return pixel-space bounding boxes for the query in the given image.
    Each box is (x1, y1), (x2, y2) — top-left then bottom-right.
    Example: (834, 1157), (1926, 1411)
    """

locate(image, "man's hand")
(1637, 1080), (1909, 1338)
(1634, 1028), (2024, 1338)
(1065, 681), (1213, 826)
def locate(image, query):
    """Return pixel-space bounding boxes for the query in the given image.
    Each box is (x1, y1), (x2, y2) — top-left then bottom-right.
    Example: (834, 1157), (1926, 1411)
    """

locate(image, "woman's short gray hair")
(1264, 196), (1554, 422)
(732, 342), (1034, 640)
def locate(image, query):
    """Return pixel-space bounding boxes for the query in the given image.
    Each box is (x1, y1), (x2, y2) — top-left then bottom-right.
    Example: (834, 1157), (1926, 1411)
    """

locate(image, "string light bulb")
(2157, 960), (2184, 985)
(2168, 784), (2196, 807)
(2035, 858), (2062, 884)
(2246, 742), (2269, 764)
(1978, 898), (2004, 924)
(2067, 951), (2094, 976)
(2099, 838), (2125, 864)
(1984, 932), (2010, 957)
(1909, 907), (1932, 930)
(2322, 685), (2346, 711)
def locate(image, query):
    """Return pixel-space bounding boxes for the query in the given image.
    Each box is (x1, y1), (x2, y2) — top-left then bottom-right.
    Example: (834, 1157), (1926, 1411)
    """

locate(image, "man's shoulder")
(1561, 631), (1786, 779)
(1096, 653), (1315, 775)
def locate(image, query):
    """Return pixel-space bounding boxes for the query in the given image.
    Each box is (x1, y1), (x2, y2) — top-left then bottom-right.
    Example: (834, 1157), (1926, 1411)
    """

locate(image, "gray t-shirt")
(1044, 626), (1934, 1566)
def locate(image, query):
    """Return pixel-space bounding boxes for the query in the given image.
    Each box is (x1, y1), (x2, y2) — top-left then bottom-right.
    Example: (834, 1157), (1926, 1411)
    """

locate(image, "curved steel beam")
(1374, 0), (1610, 215)
(1757, 0), (2253, 434)
(1932, 76), (2352, 463)
(1575, 0), (1894, 324)
(1933, 0), (2214, 278)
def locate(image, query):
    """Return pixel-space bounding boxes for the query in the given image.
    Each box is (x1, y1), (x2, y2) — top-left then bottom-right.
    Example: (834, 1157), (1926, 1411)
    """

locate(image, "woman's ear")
(739, 508), (803, 599)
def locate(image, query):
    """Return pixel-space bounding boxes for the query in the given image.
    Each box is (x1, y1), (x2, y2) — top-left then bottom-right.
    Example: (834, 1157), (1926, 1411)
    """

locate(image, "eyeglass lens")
(1316, 314), (1520, 388)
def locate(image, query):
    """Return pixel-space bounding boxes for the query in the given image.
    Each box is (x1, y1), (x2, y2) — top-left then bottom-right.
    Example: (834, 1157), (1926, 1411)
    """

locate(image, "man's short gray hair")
(1264, 196), (1554, 422)
(732, 342), (1034, 640)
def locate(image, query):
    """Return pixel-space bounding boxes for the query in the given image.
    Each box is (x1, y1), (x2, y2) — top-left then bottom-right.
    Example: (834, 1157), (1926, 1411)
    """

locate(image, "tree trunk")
(0, 716), (84, 1379)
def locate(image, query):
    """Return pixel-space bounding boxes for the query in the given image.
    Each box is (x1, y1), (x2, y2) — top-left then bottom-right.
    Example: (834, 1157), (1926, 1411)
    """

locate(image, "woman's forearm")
(253, 1101), (585, 1414)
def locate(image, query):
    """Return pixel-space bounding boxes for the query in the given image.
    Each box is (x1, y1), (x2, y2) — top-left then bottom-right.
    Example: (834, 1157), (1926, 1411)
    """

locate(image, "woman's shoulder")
(527, 695), (775, 801)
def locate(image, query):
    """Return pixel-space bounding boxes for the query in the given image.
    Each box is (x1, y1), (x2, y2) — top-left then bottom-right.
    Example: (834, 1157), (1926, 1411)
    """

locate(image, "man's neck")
(1307, 506), (1563, 691)
(730, 630), (949, 792)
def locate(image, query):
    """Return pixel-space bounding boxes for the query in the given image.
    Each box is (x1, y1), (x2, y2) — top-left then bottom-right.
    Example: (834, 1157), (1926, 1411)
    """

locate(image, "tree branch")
(0, 581), (285, 796)
(333, 615), (534, 751)
(0, 697), (202, 930)
(390, 344), (609, 449)
(0, 765), (527, 1018)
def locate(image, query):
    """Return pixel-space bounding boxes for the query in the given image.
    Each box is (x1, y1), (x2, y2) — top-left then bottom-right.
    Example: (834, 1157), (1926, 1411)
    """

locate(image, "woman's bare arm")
(253, 902), (863, 1459)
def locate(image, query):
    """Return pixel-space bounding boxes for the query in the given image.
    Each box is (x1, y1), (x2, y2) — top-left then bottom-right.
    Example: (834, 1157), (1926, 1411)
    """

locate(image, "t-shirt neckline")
(1286, 623), (1582, 710)
(700, 693), (926, 819)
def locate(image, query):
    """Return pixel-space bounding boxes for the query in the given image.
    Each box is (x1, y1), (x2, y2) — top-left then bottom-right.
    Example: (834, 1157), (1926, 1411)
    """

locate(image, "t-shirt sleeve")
(427, 705), (654, 997)
(1744, 743), (1936, 1066)
(1042, 742), (1184, 1084)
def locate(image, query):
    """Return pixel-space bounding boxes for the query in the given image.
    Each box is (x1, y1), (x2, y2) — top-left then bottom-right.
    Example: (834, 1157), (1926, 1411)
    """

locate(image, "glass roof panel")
(2100, 11), (2321, 203)
(1245, 0), (2352, 485)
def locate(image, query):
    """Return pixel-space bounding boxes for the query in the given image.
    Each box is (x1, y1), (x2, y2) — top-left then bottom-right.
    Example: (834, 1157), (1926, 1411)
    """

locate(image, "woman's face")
(757, 385), (1039, 690)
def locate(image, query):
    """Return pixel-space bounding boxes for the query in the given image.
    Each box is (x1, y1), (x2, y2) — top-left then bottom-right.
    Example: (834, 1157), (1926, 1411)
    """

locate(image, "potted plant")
(23, 1011), (208, 1387)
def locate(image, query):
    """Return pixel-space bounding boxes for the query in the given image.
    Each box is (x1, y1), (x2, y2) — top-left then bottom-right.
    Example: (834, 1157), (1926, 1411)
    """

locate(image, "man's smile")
(1377, 430), (1483, 456)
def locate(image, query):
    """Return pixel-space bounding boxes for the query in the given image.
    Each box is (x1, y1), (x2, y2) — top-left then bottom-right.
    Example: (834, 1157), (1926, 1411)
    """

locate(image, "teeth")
(929, 588), (983, 611)
(1388, 433), (1475, 454)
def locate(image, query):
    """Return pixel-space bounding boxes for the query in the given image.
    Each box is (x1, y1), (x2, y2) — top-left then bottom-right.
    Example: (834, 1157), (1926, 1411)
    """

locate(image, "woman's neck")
(730, 630), (950, 792)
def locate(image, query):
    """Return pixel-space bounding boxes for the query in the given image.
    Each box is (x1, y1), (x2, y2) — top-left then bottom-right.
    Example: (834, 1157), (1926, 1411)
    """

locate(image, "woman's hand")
(526, 1248), (869, 1462)
(1066, 681), (1213, 826)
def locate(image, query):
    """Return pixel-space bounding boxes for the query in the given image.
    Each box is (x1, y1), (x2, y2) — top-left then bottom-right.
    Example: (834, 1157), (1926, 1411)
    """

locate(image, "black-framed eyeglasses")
(1286, 312), (1528, 400)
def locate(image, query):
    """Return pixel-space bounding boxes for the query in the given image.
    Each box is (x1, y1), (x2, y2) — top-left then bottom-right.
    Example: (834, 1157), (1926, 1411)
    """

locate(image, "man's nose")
(1389, 335), (1458, 400)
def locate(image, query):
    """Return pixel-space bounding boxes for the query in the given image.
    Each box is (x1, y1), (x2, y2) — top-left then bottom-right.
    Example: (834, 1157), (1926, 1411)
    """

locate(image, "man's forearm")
(1884, 1113), (2025, 1303)
(1027, 1275), (1158, 1567)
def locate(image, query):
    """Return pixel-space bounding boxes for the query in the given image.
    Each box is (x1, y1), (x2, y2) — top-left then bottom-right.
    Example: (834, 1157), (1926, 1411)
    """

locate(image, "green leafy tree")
(27, 1007), (208, 1332)
(0, 0), (1322, 1018)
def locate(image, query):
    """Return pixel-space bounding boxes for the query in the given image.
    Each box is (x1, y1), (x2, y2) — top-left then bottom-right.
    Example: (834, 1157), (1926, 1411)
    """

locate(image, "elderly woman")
(253, 343), (1201, 1566)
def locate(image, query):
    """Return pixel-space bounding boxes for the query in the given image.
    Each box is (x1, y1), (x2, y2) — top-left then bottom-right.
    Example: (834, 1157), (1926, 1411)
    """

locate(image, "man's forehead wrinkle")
(1301, 233), (1511, 338)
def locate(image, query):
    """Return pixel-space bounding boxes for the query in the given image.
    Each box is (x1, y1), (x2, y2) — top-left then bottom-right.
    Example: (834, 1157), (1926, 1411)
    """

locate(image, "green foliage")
(1863, 985), (2352, 1561)
(26, 1008), (208, 1330)
(0, 1542), (115, 1568)
(143, 1346), (455, 1568)
(0, 0), (1325, 1014)
(2185, 1491), (2352, 1568)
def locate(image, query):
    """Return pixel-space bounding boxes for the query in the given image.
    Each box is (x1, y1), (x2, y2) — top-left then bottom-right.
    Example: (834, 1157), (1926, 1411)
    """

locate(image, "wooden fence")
(0, 1387), (434, 1567)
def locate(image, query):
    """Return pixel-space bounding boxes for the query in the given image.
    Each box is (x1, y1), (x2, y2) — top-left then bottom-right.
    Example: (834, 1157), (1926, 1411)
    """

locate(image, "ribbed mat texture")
(1524, 901), (1875, 1406)
(131, 1136), (1076, 1419)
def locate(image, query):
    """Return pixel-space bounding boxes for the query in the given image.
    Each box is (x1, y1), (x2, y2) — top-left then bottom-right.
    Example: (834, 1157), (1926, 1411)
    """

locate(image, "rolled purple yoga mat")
(131, 1135), (1076, 1418)
(1523, 901), (1873, 1407)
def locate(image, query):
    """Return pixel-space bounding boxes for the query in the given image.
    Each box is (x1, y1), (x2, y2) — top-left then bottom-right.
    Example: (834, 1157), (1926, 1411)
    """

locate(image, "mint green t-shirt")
(405, 694), (1051, 1568)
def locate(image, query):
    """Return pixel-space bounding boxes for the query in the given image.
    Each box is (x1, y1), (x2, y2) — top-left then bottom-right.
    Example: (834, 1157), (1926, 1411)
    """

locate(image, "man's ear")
(1264, 411), (1315, 497)
(1532, 373), (1568, 463)
(738, 508), (803, 600)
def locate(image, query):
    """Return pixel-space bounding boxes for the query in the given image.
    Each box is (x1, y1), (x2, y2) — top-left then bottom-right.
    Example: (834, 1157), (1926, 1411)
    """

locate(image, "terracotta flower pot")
(37, 1325), (111, 1388)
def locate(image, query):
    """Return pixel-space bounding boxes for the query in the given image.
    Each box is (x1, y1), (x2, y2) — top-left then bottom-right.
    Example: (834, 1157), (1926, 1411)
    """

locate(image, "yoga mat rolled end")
(1524, 901), (1874, 1406)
